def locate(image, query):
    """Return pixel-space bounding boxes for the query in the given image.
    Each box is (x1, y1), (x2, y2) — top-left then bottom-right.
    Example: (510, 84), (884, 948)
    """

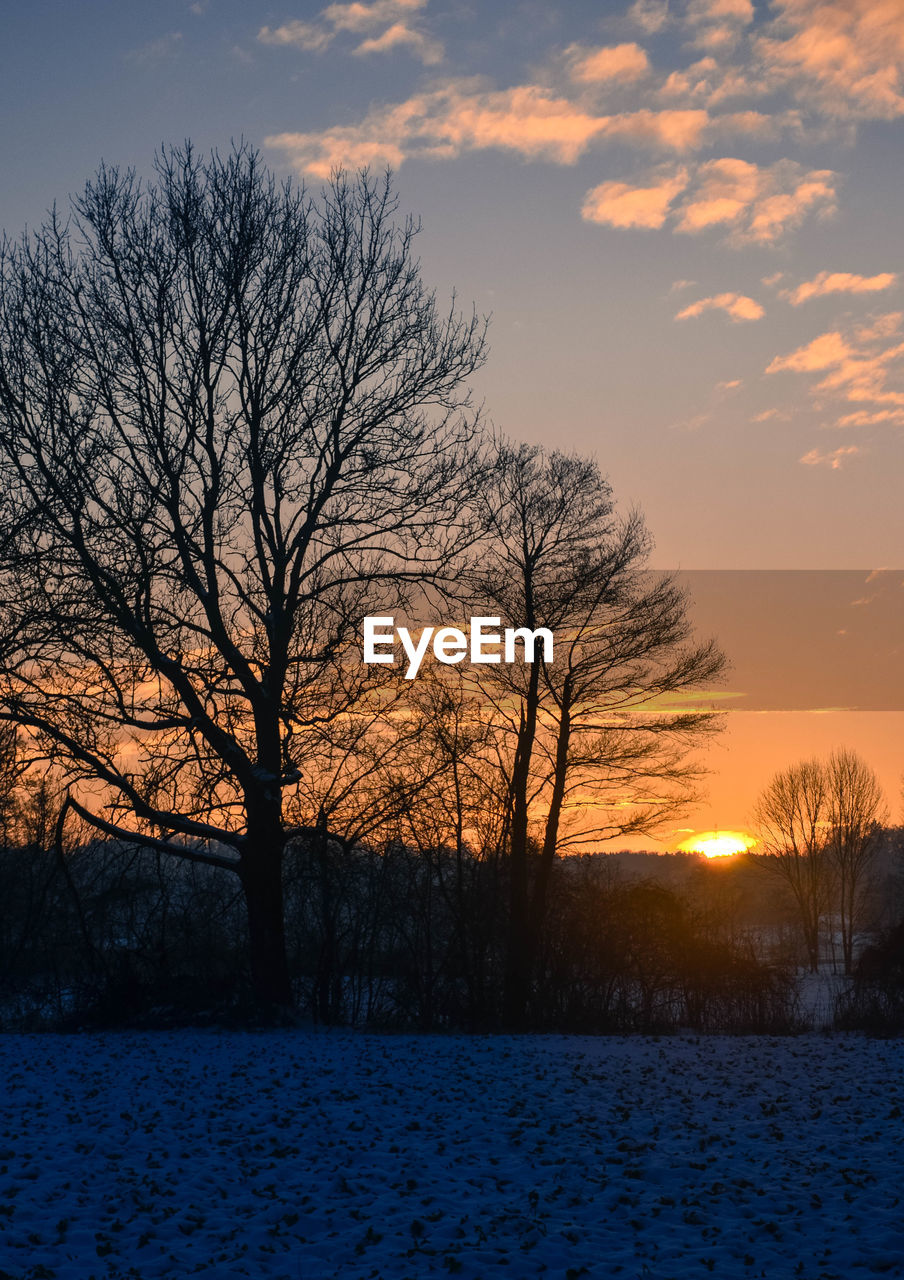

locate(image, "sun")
(678, 830), (755, 859)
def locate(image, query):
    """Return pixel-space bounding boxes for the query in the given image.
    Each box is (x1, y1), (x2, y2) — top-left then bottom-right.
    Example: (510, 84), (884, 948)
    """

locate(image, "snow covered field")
(0, 1031), (902, 1279)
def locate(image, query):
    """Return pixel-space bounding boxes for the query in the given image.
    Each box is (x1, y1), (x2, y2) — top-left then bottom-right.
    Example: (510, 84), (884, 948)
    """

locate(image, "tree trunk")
(839, 873), (854, 976)
(804, 906), (820, 974)
(503, 907), (531, 1029)
(240, 838), (293, 1011)
(504, 674), (541, 1029)
(529, 688), (572, 957)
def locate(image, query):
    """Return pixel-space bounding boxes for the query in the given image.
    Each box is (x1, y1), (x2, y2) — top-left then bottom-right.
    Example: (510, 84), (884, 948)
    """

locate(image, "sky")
(1, 0), (902, 840)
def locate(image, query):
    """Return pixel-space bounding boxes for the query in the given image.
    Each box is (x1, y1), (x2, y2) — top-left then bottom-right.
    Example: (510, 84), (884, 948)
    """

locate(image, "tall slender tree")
(468, 441), (725, 1025)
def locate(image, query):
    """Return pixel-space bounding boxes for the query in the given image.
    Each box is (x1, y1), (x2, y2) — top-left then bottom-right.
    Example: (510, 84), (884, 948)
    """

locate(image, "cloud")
(604, 108), (711, 149)
(676, 157), (837, 243)
(583, 168), (690, 229)
(267, 82), (724, 177)
(854, 311), (903, 343)
(785, 270), (898, 305)
(751, 408), (790, 421)
(677, 158), (762, 234)
(767, 330), (853, 373)
(629, 0), (670, 32)
(258, 0), (441, 63)
(757, 0), (904, 120)
(570, 43), (650, 84)
(767, 312), (904, 408)
(258, 20), (334, 52)
(660, 57), (721, 102)
(707, 109), (783, 140)
(676, 292), (764, 321)
(716, 378), (743, 389)
(648, 0), (904, 136)
(694, 25), (745, 52)
(263, 0), (904, 203)
(800, 445), (860, 469)
(685, 0), (755, 53)
(267, 86), (613, 174)
(687, 0), (755, 23)
(583, 156), (838, 244)
(659, 53), (765, 110)
(354, 22), (442, 63)
(323, 0), (426, 32)
(835, 408), (904, 426)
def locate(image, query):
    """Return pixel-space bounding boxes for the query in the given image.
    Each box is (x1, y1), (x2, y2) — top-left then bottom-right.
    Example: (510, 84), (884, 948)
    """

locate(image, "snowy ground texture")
(1, 1032), (902, 1279)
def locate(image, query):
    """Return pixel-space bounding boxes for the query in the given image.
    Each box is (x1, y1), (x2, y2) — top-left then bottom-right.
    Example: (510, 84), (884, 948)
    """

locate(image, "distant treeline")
(2, 830), (903, 1033)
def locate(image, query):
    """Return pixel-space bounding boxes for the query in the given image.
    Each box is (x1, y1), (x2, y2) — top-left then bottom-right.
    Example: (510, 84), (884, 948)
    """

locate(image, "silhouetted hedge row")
(0, 837), (805, 1033)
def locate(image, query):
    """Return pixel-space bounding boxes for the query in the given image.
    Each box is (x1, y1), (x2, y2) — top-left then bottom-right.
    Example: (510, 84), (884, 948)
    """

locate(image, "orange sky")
(663, 710), (904, 850)
(2, 1), (902, 850)
(649, 570), (903, 846)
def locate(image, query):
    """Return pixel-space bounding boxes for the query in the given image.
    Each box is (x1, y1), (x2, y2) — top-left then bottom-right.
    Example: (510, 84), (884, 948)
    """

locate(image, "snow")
(0, 1031), (902, 1278)
(796, 971), (850, 1031)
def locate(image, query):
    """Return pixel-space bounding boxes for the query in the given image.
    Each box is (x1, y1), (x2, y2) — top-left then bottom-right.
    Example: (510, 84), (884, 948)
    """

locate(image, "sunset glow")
(679, 830), (755, 859)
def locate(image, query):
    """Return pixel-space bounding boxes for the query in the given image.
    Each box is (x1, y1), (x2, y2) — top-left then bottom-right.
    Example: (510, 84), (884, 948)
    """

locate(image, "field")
(0, 1030), (902, 1278)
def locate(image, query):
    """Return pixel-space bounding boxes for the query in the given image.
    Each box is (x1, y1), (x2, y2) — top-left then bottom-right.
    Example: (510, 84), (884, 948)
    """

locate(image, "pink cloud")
(586, 156), (837, 245)
(258, 20), (334, 53)
(267, 79), (724, 177)
(323, 0), (425, 31)
(786, 271), (898, 305)
(675, 292), (764, 321)
(258, 0), (440, 63)
(767, 331), (852, 373)
(602, 108), (711, 150)
(354, 22), (442, 63)
(758, 0), (904, 120)
(800, 445), (860, 469)
(660, 55), (763, 110)
(629, 0), (670, 33)
(570, 43), (650, 84)
(676, 157), (837, 243)
(836, 409), (904, 426)
(751, 408), (791, 422)
(688, 0), (755, 23)
(768, 313), (904, 409)
(267, 85), (619, 175)
(435, 87), (612, 161)
(582, 169), (690, 229)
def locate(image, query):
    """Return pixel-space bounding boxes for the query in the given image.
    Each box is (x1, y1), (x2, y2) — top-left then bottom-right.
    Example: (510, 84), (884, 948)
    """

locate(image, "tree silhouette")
(467, 440), (725, 1025)
(752, 751), (886, 974)
(826, 748), (885, 975)
(752, 758), (832, 972)
(0, 144), (486, 1009)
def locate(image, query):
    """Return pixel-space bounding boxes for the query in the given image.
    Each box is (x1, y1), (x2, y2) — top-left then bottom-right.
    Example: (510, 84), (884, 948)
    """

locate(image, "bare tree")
(467, 440), (725, 1025)
(0, 144), (486, 1009)
(826, 748), (886, 975)
(752, 752), (887, 975)
(752, 758), (832, 972)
